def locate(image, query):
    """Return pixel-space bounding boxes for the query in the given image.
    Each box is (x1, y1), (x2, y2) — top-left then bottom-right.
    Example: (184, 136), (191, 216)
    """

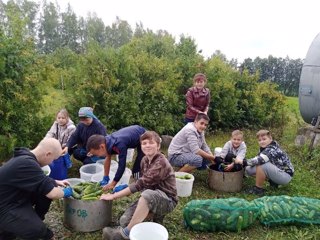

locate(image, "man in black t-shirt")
(0, 138), (73, 240)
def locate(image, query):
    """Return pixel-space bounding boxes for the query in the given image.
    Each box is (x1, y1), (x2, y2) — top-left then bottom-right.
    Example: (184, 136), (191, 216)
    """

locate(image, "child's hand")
(61, 147), (68, 155)
(100, 193), (114, 201)
(224, 163), (234, 171)
(234, 158), (243, 164)
(102, 181), (117, 191)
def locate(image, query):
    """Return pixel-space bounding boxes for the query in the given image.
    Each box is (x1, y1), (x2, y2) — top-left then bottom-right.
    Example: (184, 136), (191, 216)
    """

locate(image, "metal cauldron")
(64, 198), (112, 232)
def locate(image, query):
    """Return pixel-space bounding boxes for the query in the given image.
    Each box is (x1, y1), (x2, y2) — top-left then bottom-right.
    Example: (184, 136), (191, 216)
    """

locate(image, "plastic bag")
(252, 195), (320, 226)
(183, 198), (260, 232)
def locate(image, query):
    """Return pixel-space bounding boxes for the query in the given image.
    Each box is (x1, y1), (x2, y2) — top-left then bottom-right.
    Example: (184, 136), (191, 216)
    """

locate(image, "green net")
(252, 196), (320, 226)
(183, 198), (260, 232)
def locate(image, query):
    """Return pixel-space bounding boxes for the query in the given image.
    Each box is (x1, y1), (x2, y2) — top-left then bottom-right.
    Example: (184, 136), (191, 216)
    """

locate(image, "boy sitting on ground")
(98, 131), (178, 240)
(242, 130), (294, 196)
(168, 113), (215, 173)
(214, 130), (247, 172)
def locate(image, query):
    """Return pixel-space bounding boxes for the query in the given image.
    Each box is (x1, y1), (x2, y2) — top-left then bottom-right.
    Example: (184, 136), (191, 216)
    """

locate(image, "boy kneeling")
(98, 131), (178, 240)
(242, 130), (294, 196)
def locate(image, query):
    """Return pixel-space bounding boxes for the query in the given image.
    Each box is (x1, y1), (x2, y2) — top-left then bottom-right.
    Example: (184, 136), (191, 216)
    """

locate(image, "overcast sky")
(53, 0), (320, 61)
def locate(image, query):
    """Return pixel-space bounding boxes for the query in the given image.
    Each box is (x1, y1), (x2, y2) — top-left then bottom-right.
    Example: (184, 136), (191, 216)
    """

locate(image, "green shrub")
(0, 34), (49, 160)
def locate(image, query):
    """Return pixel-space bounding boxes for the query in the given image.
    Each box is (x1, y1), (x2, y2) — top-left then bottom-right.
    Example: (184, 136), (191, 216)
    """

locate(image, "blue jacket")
(67, 118), (107, 149)
(106, 125), (146, 181)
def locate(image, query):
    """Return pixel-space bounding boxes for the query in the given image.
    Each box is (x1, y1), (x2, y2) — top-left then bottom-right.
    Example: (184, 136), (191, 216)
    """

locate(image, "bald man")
(0, 138), (73, 240)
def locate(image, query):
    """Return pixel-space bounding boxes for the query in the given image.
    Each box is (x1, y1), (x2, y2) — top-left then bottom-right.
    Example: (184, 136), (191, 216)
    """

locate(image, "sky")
(53, 0), (320, 61)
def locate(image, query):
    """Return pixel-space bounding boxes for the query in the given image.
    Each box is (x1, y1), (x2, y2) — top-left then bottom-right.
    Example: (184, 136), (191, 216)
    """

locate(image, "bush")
(0, 33), (49, 160)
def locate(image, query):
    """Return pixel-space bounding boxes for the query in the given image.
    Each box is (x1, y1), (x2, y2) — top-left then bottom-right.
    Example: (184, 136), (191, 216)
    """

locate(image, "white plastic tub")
(214, 147), (222, 156)
(116, 148), (135, 162)
(66, 178), (85, 187)
(175, 172), (195, 197)
(130, 222), (168, 240)
(79, 163), (104, 181)
(90, 172), (104, 183)
(42, 165), (51, 176)
(96, 159), (118, 170)
(109, 167), (132, 186)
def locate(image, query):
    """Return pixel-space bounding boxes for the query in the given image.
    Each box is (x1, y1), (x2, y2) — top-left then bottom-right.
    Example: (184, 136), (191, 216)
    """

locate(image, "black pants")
(0, 183), (55, 239)
(131, 144), (145, 179)
(213, 153), (242, 172)
(70, 147), (95, 165)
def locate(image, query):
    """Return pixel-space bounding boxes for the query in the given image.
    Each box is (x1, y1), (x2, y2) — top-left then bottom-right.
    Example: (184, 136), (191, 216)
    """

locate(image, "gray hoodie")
(168, 122), (212, 156)
(45, 119), (76, 148)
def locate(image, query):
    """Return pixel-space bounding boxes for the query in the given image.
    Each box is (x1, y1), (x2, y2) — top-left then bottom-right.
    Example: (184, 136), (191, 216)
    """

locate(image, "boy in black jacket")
(239, 130), (294, 196)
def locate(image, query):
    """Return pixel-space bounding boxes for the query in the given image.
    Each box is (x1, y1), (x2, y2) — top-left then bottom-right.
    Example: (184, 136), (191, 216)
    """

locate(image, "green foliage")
(241, 56), (303, 96)
(40, 33), (287, 134)
(206, 58), (286, 129)
(0, 32), (49, 160)
(66, 34), (185, 134)
(0, 0), (289, 157)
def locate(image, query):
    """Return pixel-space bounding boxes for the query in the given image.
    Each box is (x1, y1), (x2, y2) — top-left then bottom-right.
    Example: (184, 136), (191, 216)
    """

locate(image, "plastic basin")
(130, 222), (168, 240)
(79, 163), (104, 181)
(116, 148), (135, 162)
(41, 165), (51, 176)
(175, 172), (195, 197)
(109, 167), (132, 186)
(66, 178), (85, 187)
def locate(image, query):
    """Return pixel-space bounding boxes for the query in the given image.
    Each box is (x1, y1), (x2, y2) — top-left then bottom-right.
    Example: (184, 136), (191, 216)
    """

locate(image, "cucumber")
(242, 210), (249, 228)
(72, 191), (81, 199)
(81, 190), (103, 199)
(308, 210), (315, 219)
(236, 216), (243, 233)
(280, 201), (290, 218)
(82, 196), (99, 200)
(272, 204), (283, 217)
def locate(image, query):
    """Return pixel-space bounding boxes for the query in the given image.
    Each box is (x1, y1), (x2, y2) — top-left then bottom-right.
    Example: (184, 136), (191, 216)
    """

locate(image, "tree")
(0, 20), (48, 160)
(85, 13), (106, 46)
(241, 55), (302, 96)
(38, 1), (61, 53)
(105, 17), (133, 48)
(60, 3), (79, 52)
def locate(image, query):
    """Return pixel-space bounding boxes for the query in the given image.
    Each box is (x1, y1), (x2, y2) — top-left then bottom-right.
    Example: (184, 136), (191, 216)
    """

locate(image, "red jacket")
(185, 87), (210, 119)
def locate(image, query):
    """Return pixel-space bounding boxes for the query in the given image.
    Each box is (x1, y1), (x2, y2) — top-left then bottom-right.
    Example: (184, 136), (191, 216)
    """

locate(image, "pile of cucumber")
(71, 182), (103, 201)
(253, 195), (320, 226)
(184, 196), (320, 232)
(175, 174), (192, 180)
(183, 198), (260, 232)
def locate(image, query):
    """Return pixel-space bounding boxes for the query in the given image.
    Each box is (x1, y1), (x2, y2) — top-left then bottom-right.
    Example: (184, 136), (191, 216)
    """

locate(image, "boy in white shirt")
(215, 130), (247, 172)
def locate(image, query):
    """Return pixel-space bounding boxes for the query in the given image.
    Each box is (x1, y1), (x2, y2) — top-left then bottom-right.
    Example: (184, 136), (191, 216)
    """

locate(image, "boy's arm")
(196, 149), (215, 162)
(246, 151), (270, 166)
(219, 141), (230, 159)
(113, 147), (127, 182)
(103, 154), (111, 176)
(235, 142), (247, 161)
(100, 186), (132, 201)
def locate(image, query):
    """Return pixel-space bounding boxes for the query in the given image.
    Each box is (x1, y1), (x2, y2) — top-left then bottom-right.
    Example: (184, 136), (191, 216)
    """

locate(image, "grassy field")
(45, 97), (320, 240)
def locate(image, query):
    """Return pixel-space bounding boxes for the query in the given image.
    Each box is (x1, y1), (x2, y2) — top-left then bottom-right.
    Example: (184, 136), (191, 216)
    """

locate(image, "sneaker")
(102, 227), (129, 240)
(245, 186), (265, 196)
(268, 179), (279, 188)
